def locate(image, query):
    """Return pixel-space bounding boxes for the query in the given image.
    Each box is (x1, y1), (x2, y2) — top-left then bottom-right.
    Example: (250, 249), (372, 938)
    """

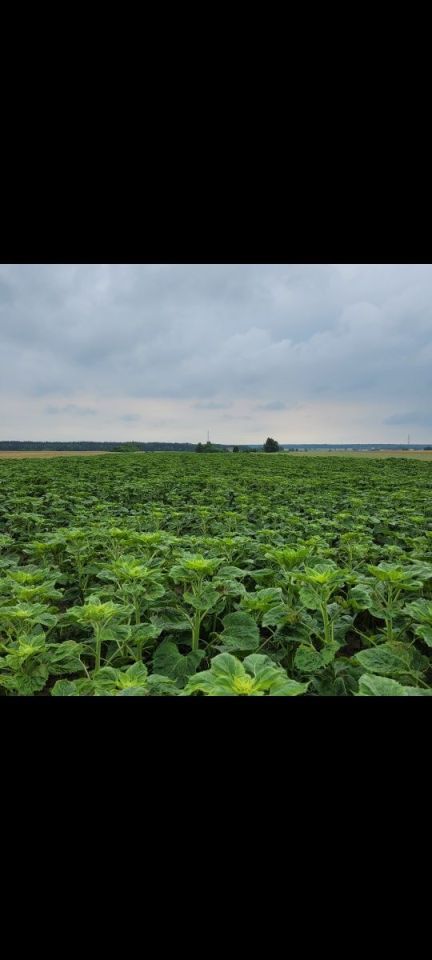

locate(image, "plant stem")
(94, 626), (102, 671)
(386, 585), (393, 641)
(134, 597), (141, 625)
(192, 614), (201, 652)
(320, 602), (332, 645)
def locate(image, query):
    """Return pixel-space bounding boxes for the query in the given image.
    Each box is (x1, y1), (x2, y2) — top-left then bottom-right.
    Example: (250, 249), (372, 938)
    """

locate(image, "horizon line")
(1, 440), (431, 447)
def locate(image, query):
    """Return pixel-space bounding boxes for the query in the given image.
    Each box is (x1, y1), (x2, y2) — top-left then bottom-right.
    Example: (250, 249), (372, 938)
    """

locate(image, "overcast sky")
(0, 263), (431, 443)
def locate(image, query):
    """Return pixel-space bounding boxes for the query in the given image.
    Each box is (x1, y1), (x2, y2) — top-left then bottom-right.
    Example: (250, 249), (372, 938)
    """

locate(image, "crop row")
(1, 454), (432, 696)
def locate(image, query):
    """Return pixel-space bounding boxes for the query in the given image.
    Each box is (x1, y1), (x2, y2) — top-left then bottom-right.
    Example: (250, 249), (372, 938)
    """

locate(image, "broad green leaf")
(294, 644), (326, 674)
(404, 599), (432, 625)
(355, 642), (429, 681)
(183, 585), (220, 611)
(358, 674), (432, 696)
(240, 588), (284, 614)
(153, 608), (191, 632)
(51, 679), (80, 696)
(358, 674), (407, 696)
(152, 639), (204, 687)
(414, 625), (432, 647)
(210, 652), (246, 682)
(269, 678), (310, 696)
(0, 663), (49, 694)
(218, 612), (260, 652)
(184, 651), (307, 697)
(298, 586), (323, 610)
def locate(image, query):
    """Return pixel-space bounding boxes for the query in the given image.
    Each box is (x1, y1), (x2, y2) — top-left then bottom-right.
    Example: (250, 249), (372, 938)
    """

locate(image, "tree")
(263, 437), (280, 453)
(233, 446), (240, 453)
(112, 443), (142, 453)
(196, 442), (226, 453)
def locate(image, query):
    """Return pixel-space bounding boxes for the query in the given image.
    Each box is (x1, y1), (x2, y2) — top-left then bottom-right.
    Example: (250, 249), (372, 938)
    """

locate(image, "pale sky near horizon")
(1, 263), (431, 444)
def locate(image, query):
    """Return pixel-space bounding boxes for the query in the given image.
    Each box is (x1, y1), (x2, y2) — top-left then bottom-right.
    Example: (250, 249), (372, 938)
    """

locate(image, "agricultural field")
(1, 452), (432, 697)
(288, 449), (432, 460)
(0, 451), (110, 459)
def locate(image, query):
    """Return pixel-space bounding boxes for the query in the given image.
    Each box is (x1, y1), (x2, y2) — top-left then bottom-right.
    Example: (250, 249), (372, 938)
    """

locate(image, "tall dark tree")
(263, 437), (280, 453)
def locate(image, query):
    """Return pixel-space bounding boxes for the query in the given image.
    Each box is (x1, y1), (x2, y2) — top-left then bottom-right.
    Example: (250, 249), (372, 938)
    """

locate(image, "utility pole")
(408, 434), (410, 448)
(207, 430), (210, 444)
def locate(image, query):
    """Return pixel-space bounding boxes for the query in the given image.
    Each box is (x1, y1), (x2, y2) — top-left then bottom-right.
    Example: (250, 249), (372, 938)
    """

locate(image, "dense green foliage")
(263, 437), (280, 453)
(1, 452), (432, 696)
(111, 443), (143, 453)
(0, 441), (197, 452)
(195, 442), (227, 454)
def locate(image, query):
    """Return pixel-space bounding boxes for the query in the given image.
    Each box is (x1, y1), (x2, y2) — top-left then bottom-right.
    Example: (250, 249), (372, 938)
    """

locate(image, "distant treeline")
(2, 441), (430, 453)
(0, 441), (197, 452)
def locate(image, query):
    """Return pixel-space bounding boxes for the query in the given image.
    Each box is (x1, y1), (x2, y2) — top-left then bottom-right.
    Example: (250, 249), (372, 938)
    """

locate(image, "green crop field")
(1, 452), (432, 696)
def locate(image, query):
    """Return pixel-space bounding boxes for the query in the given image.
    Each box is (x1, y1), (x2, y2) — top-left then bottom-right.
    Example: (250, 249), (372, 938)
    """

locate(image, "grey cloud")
(1, 264), (432, 441)
(256, 400), (290, 411)
(193, 401), (230, 410)
(384, 411), (432, 428)
(45, 404), (97, 416)
(222, 414), (253, 421)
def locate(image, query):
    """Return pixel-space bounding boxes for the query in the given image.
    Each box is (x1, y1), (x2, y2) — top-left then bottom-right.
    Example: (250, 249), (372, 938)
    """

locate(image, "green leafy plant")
(169, 554), (223, 651)
(64, 596), (129, 670)
(1, 450), (432, 695)
(357, 674), (432, 696)
(183, 652), (309, 696)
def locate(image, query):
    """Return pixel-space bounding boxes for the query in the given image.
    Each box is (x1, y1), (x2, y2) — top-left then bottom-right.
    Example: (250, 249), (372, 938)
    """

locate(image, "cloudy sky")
(0, 263), (431, 443)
